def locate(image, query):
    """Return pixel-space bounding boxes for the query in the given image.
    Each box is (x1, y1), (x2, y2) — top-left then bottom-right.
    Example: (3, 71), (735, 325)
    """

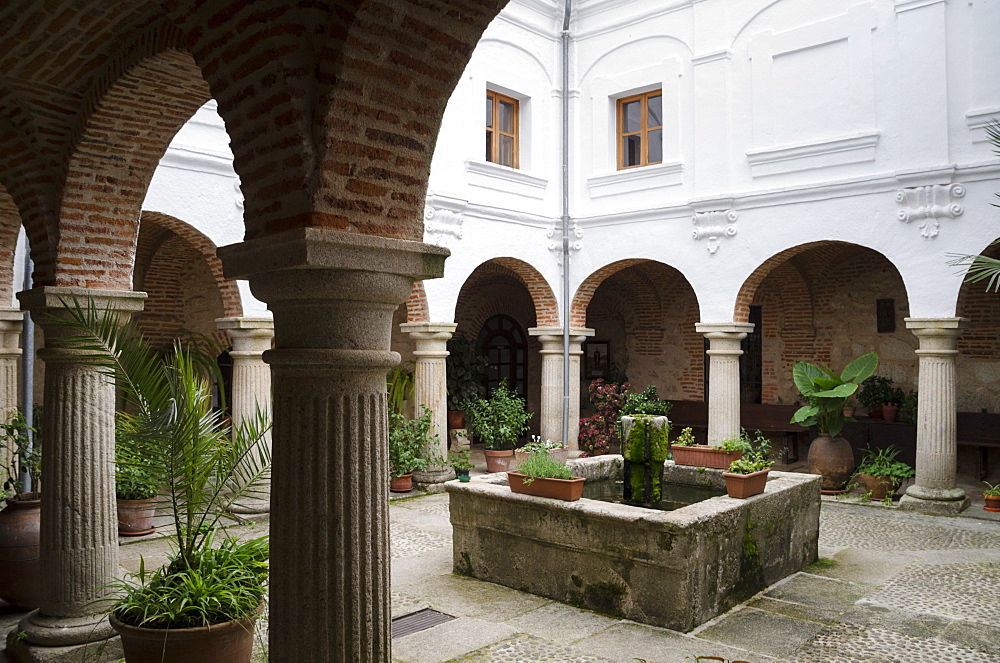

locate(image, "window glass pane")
(648, 128), (662, 163)
(486, 130), (492, 162)
(499, 100), (515, 133)
(647, 95), (662, 128)
(499, 134), (515, 167)
(486, 94), (493, 128)
(622, 100), (641, 133)
(624, 135), (641, 167)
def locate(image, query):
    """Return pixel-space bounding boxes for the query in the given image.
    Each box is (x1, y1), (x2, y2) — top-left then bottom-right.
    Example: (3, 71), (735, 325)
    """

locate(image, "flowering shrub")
(578, 379), (631, 456)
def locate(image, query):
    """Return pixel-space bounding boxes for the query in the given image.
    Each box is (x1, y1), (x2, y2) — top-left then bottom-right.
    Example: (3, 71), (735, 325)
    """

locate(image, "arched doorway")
(478, 313), (528, 399)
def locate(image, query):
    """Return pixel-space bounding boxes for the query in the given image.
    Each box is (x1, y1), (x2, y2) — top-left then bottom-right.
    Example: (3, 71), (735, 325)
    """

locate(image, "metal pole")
(561, 0), (572, 446)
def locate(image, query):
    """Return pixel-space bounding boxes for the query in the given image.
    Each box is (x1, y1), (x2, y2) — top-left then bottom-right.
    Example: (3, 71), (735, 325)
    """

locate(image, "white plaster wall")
(421, 0), (1000, 325)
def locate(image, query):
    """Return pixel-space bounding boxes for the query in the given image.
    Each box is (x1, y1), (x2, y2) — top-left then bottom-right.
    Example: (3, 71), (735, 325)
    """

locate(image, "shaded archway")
(134, 213), (239, 351)
(739, 241), (914, 405)
(955, 239), (1000, 412)
(576, 260), (702, 400)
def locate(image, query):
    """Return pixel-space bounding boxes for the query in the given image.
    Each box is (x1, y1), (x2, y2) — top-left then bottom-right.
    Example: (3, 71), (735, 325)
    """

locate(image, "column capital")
(216, 316), (274, 332)
(528, 327), (595, 352)
(217, 317), (275, 355)
(399, 321), (457, 339)
(0, 307), (23, 353)
(18, 287), (146, 348)
(905, 317), (968, 356)
(695, 322), (755, 337)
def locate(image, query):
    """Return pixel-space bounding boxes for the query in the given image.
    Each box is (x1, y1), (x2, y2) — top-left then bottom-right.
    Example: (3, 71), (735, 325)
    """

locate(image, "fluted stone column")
(899, 318), (970, 515)
(696, 323), (754, 446)
(217, 316), (274, 513)
(400, 322), (456, 487)
(528, 327), (594, 450)
(218, 228), (447, 663)
(13, 287), (145, 660)
(0, 309), (22, 475)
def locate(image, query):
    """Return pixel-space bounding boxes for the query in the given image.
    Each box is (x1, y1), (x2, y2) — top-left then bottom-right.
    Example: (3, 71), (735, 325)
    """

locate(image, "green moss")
(455, 551), (474, 577)
(731, 521), (765, 604)
(621, 415), (670, 462)
(657, 532), (676, 551)
(808, 558), (836, 570)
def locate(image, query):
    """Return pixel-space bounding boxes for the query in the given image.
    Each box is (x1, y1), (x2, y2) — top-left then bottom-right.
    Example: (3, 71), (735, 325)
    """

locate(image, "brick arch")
(0, 184), (21, 305)
(138, 212), (242, 318)
(465, 258), (559, 327)
(405, 281), (430, 323)
(956, 239), (1000, 370)
(571, 259), (656, 327)
(53, 44), (210, 289)
(455, 261), (541, 335)
(735, 241), (907, 322)
(164, 1), (507, 242)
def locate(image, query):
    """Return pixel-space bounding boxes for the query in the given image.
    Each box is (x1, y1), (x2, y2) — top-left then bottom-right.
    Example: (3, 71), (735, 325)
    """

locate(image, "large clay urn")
(807, 434), (855, 492)
(0, 495), (41, 609)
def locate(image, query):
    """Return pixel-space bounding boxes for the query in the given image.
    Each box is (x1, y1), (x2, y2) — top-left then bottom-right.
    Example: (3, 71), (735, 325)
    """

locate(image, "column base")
(413, 468), (456, 493)
(8, 613), (121, 662)
(898, 486), (970, 515)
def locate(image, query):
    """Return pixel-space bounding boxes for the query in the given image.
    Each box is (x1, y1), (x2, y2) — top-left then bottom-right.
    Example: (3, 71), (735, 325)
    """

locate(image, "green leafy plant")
(387, 363), (415, 416)
(791, 353), (879, 437)
(718, 435), (750, 453)
(899, 389), (918, 424)
(388, 406), (436, 477)
(856, 374), (896, 411)
(726, 429), (771, 474)
(0, 409), (39, 500)
(445, 337), (488, 411)
(518, 435), (565, 455)
(52, 299), (272, 628)
(983, 481), (1000, 497)
(465, 380), (532, 451)
(516, 450), (574, 485)
(448, 448), (474, 472)
(114, 413), (159, 500)
(671, 427), (696, 447)
(620, 385), (672, 417)
(856, 445), (914, 480)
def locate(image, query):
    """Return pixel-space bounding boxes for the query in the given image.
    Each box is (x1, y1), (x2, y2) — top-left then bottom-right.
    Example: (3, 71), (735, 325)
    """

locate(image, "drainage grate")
(391, 608), (456, 638)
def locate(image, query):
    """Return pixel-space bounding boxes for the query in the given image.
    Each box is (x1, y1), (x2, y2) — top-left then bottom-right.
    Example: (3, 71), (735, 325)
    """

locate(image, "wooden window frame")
(486, 91), (520, 169)
(617, 90), (663, 170)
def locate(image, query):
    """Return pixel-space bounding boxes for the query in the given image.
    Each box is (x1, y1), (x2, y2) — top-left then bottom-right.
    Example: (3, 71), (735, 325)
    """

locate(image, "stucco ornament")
(895, 183), (965, 239)
(547, 224), (583, 264)
(423, 205), (464, 247)
(692, 210), (738, 255)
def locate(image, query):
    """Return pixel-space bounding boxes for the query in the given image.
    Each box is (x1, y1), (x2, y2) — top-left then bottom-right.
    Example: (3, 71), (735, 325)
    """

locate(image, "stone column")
(400, 322), (456, 487)
(13, 287), (145, 660)
(528, 327), (594, 450)
(696, 323), (754, 446)
(218, 228), (447, 663)
(899, 317), (970, 515)
(0, 309), (22, 474)
(216, 316), (274, 513)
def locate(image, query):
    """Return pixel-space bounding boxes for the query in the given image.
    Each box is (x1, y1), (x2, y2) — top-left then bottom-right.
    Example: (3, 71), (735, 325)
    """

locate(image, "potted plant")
(723, 431), (772, 499)
(983, 482), (1000, 513)
(56, 300), (271, 663)
(0, 409), (41, 610)
(445, 337), (488, 429)
(515, 435), (568, 466)
(115, 414), (160, 536)
(842, 398), (857, 418)
(578, 379), (630, 456)
(388, 406), (434, 492)
(387, 363), (415, 417)
(857, 374), (895, 419)
(507, 450), (585, 501)
(854, 445), (914, 501)
(448, 448), (474, 482)
(791, 352), (878, 492)
(465, 380), (532, 472)
(670, 427), (746, 469)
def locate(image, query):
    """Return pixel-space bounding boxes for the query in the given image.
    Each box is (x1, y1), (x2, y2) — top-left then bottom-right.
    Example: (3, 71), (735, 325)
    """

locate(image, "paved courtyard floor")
(3, 470), (999, 662)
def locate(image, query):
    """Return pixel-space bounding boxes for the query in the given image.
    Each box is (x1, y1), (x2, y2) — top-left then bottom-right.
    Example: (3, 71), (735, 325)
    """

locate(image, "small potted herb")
(388, 406), (435, 492)
(670, 427), (745, 469)
(507, 451), (584, 501)
(465, 380), (533, 472)
(723, 431), (772, 499)
(854, 445), (914, 501)
(515, 436), (567, 467)
(982, 481), (1000, 513)
(448, 448), (474, 482)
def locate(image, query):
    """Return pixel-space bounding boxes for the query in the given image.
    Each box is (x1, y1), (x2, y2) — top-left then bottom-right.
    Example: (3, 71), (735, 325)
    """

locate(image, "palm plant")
(52, 299), (271, 628)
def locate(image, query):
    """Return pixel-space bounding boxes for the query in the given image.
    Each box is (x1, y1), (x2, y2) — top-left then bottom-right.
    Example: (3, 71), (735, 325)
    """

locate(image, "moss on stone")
(455, 551), (474, 576)
(731, 521), (765, 604)
(621, 415), (670, 462)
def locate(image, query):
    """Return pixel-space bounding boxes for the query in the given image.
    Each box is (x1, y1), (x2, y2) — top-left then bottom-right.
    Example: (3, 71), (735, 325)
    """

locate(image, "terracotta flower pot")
(842, 406), (856, 418)
(807, 434), (855, 492)
(671, 445), (742, 469)
(868, 404), (884, 420)
(0, 496), (41, 610)
(882, 403), (899, 423)
(111, 604), (263, 663)
(447, 410), (465, 430)
(117, 497), (157, 536)
(984, 494), (1000, 513)
(857, 473), (899, 501)
(507, 472), (585, 501)
(723, 469), (770, 499)
(389, 474), (413, 493)
(483, 449), (514, 473)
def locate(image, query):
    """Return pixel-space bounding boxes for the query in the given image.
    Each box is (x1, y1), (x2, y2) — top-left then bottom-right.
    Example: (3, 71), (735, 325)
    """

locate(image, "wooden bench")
(666, 401), (808, 462)
(957, 412), (1000, 480)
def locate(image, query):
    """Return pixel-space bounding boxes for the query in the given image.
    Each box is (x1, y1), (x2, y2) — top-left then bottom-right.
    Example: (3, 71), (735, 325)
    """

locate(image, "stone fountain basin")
(446, 455), (820, 632)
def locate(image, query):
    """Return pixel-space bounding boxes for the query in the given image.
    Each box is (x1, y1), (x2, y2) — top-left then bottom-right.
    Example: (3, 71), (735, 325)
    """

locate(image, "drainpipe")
(560, 0), (572, 445)
(20, 248), (34, 494)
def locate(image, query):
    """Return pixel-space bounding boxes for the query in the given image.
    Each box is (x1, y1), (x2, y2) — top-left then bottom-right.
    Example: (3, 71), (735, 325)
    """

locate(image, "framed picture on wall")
(584, 340), (610, 380)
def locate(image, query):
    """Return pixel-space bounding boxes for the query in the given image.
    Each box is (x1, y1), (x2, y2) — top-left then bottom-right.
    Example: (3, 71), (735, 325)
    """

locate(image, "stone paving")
(2, 484), (1000, 663)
